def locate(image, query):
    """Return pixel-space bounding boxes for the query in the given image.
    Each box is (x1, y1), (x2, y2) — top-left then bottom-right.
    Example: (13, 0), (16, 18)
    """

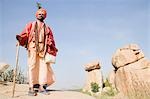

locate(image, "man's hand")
(16, 35), (21, 46)
(16, 35), (22, 41)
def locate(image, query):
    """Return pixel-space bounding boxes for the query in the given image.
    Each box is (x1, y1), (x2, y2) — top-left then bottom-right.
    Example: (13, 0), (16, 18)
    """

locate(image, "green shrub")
(104, 78), (110, 87)
(103, 78), (117, 96)
(91, 82), (100, 93)
(0, 68), (27, 84)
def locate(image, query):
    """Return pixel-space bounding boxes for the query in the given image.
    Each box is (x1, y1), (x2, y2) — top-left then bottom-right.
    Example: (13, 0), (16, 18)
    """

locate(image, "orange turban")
(35, 8), (47, 19)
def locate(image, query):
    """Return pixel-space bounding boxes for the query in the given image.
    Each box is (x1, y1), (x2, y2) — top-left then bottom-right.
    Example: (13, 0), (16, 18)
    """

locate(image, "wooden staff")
(12, 42), (20, 97)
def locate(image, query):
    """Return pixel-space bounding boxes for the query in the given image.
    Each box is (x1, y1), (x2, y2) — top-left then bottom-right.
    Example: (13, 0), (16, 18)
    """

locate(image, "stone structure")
(0, 62), (9, 82)
(112, 44), (150, 99)
(0, 62), (9, 74)
(83, 60), (103, 93)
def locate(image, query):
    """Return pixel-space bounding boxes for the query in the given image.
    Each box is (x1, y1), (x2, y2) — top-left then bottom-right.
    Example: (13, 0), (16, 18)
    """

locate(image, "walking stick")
(12, 42), (20, 97)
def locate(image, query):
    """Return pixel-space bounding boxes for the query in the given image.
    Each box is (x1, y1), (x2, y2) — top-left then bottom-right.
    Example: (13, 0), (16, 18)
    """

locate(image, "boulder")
(108, 70), (116, 89)
(0, 62), (9, 74)
(112, 44), (144, 69)
(112, 44), (150, 99)
(84, 60), (100, 71)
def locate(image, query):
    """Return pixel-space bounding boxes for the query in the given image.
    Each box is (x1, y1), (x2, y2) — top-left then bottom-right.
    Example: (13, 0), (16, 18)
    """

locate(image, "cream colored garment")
(28, 49), (55, 87)
(27, 21), (55, 87)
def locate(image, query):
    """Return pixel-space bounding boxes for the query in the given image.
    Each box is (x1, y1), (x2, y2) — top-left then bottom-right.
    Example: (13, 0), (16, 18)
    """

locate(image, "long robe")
(17, 21), (58, 87)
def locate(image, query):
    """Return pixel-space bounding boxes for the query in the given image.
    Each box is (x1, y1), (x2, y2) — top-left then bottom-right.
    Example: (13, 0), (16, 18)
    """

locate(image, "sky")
(0, 0), (149, 89)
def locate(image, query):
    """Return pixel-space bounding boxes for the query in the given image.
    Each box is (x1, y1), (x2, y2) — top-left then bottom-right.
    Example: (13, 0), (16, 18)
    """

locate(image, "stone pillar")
(83, 60), (103, 93)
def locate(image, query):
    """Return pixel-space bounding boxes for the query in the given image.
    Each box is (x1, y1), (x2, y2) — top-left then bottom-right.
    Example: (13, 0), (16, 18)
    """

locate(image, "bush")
(0, 68), (27, 84)
(91, 82), (100, 93)
(103, 78), (117, 96)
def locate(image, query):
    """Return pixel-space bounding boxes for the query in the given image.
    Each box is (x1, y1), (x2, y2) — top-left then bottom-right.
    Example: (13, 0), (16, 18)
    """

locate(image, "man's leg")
(39, 58), (55, 93)
(28, 50), (39, 96)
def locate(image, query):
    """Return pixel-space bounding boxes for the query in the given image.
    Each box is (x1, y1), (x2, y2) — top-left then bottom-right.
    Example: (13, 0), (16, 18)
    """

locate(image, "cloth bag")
(45, 53), (56, 64)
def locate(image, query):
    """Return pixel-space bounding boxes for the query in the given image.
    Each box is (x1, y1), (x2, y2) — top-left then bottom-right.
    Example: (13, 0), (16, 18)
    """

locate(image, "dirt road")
(0, 84), (95, 99)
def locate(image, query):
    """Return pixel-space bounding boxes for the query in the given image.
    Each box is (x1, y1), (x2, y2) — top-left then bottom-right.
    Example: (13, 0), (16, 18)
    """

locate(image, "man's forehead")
(38, 10), (45, 13)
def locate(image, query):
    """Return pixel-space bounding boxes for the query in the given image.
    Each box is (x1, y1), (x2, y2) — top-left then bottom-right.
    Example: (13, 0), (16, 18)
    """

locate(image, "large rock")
(112, 44), (150, 99)
(0, 62), (9, 82)
(112, 44), (144, 69)
(84, 60), (100, 71)
(108, 70), (116, 89)
(0, 63), (9, 73)
(83, 60), (103, 93)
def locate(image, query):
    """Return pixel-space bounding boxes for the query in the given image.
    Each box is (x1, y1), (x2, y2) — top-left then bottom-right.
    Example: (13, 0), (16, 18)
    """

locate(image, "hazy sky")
(0, 0), (149, 89)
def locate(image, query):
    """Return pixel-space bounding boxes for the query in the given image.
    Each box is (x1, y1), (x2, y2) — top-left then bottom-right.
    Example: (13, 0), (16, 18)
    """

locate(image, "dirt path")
(0, 83), (95, 99)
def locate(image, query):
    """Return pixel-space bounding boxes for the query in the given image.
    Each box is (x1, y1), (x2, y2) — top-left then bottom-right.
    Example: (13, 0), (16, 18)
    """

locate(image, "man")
(16, 8), (58, 96)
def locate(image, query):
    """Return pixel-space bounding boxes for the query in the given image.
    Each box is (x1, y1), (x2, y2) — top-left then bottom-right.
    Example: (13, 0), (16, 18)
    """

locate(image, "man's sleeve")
(47, 27), (56, 46)
(16, 22), (32, 47)
(47, 27), (58, 56)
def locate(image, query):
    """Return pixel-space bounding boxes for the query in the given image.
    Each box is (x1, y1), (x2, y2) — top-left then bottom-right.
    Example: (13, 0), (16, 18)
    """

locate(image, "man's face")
(36, 11), (45, 21)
